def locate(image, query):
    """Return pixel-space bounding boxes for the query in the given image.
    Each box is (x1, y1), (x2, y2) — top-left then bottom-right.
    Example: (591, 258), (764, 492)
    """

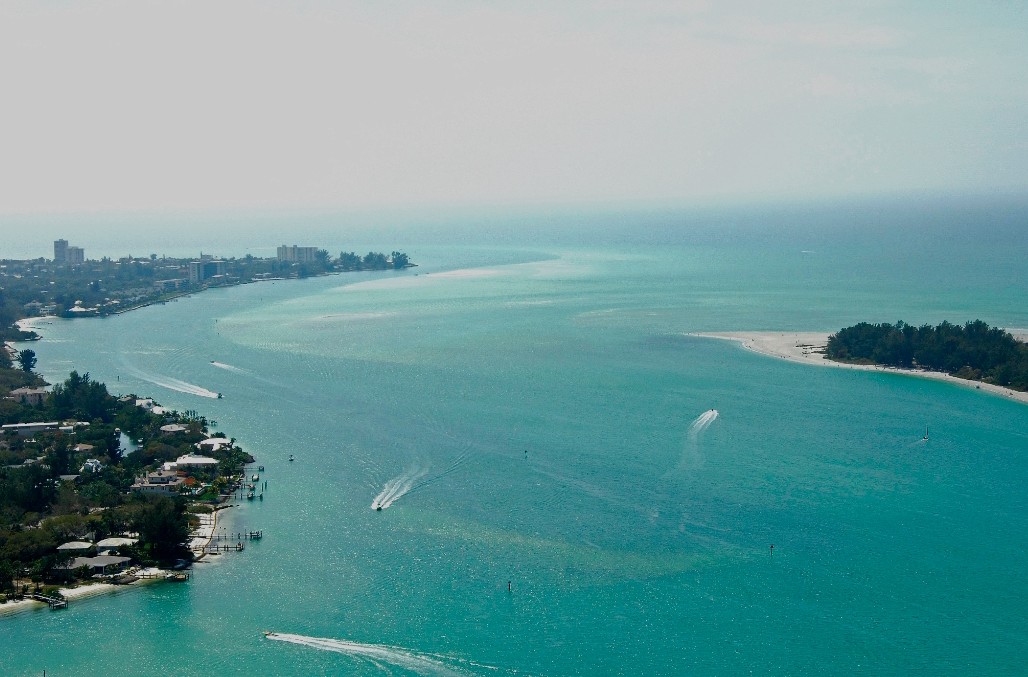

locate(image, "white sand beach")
(692, 331), (1028, 406)
(0, 572), (173, 617)
(188, 508), (219, 554)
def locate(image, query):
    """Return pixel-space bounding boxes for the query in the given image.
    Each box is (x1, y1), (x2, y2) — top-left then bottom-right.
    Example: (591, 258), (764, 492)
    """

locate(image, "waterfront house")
(96, 537), (138, 555)
(131, 469), (186, 495)
(168, 454), (219, 470)
(196, 437), (232, 452)
(59, 555), (131, 576)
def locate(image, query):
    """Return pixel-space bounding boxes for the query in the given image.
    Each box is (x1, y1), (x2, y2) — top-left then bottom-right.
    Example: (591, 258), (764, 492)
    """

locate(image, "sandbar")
(691, 331), (1028, 406)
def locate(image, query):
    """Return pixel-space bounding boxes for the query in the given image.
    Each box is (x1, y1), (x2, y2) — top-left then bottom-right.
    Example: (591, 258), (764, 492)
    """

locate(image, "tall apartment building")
(188, 259), (226, 284)
(277, 245), (319, 263)
(54, 239), (84, 264)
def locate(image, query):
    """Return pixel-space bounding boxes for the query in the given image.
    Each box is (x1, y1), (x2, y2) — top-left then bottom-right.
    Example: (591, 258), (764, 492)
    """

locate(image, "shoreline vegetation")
(692, 328), (1028, 405)
(1, 245), (418, 616)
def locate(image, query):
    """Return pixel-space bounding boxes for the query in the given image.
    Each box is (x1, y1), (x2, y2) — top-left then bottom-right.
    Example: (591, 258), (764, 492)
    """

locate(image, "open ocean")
(3, 197), (1027, 675)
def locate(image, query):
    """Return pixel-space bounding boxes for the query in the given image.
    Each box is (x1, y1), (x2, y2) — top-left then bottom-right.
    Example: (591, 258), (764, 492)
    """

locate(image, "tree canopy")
(826, 320), (1028, 391)
(17, 349), (36, 372)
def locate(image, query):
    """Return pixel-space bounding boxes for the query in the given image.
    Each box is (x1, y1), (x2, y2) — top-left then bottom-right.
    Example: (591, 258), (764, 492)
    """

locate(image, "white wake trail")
(688, 409), (719, 441)
(666, 409), (721, 477)
(122, 365), (220, 399)
(371, 465), (429, 510)
(210, 361), (248, 374)
(266, 633), (467, 676)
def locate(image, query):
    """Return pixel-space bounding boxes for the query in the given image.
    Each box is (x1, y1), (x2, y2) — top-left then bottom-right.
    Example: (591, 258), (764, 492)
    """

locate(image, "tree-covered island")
(826, 320), (1028, 392)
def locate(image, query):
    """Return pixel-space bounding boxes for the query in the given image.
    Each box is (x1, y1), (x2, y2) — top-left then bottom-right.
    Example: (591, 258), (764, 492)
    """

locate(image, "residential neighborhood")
(0, 360), (254, 607)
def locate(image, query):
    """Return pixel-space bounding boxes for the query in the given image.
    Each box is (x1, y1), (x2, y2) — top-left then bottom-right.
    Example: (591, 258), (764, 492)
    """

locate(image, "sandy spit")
(691, 331), (1028, 406)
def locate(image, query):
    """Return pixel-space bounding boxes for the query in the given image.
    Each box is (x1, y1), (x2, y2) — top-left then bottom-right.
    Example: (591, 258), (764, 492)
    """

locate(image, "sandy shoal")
(691, 331), (1028, 406)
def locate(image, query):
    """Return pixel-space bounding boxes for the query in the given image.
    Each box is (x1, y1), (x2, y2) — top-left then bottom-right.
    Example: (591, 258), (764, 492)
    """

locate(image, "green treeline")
(826, 320), (1028, 391)
(338, 250), (410, 271)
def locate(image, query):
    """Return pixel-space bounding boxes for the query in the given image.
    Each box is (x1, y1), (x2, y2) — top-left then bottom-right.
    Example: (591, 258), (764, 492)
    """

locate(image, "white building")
(80, 459), (104, 473)
(164, 454), (219, 472)
(277, 245), (319, 263)
(196, 438), (232, 452)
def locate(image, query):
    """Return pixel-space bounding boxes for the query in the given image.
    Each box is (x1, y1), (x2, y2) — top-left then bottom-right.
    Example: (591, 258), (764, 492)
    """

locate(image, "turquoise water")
(3, 202), (1027, 675)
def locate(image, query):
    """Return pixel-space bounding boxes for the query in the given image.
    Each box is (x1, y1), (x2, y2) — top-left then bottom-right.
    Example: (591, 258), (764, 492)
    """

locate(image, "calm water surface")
(3, 201), (1027, 675)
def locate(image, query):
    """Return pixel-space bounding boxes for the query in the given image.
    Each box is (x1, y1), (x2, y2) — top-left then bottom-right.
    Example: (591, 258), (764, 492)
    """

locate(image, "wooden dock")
(30, 593), (67, 609)
(210, 530), (263, 541)
(204, 542), (245, 553)
(135, 570), (191, 580)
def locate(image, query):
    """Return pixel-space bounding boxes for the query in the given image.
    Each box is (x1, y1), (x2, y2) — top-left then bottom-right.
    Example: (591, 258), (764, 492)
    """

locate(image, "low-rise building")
(7, 387), (49, 406)
(95, 537), (138, 555)
(169, 454), (219, 470)
(196, 437), (232, 452)
(59, 555), (130, 575)
(56, 541), (94, 553)
(1, 421), (61, 437)
(154, 278), (188, 291)
(81, 458), (104, 474)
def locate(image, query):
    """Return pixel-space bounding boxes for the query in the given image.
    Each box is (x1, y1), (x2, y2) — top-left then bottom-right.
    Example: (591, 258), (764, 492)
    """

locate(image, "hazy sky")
(1, 1), (1025, 214)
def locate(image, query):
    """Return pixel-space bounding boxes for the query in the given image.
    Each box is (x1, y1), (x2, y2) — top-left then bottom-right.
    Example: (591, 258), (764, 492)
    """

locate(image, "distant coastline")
(691, 331), (1028, 406)
(1, 248), (414, 325)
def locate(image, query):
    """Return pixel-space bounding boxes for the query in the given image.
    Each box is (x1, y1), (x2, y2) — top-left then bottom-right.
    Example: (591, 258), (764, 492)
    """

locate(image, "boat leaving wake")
(265, 632), (469, 676)
(371, 452), (471, 510)
(667, 409), (721, 477)
(371, 465), (429, 510)
(122, 365), (221, 399)
(210, 361), (248, 374)
(688, 409), (719, 441)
